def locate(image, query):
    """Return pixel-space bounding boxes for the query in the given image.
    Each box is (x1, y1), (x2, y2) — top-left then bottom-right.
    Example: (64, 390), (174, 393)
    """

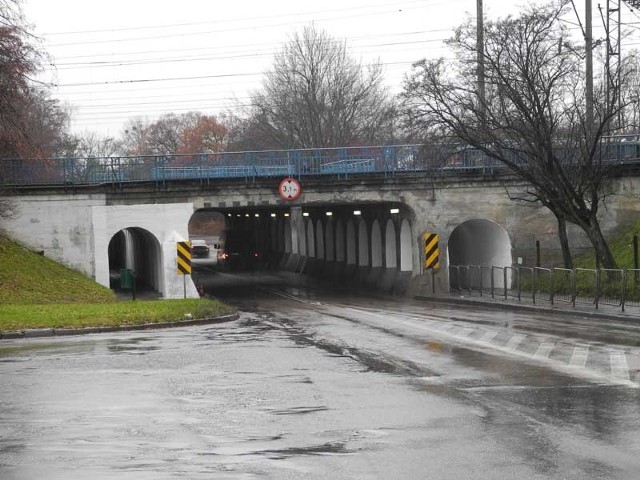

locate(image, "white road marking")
(534, 342), (555, 359)
(569, 346), (589, 367)
(505, 334), (526, 351)
(457, 327), (475, 338)
(436, 322), (455, 331)
(610, 350), (630, 382)
(480, 330), (499, 343)
(324, 306), (639, 387)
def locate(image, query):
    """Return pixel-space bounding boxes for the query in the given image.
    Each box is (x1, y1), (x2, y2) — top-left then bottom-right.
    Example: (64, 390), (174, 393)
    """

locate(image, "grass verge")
(0, 238), (116, 304)
(0, 237), (236, 331)
(0, 299), (235, 331)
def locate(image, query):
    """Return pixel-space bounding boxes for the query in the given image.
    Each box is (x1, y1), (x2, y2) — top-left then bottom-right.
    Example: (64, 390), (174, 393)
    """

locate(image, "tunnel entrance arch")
(371, 220), (383, 268)
(385, 220), (397, 268)
(399, 219), (412, 271)
(358, 220), (369, 267)
(447, 219), (511, 289)
(315, 220), (325, 259)
(108, 227), (163, 293)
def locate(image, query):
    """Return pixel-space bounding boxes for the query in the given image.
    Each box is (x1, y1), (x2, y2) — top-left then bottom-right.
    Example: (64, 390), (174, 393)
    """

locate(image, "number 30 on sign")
(278, 177), (302, 201)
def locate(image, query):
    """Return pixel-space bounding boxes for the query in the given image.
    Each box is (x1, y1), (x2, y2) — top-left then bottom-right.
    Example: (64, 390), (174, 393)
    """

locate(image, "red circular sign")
(278, 177), (302, 201)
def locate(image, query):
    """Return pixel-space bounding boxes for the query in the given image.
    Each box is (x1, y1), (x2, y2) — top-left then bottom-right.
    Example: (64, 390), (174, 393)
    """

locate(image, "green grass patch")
(0, 237), (236, 331)
(0, 299), (235, 331)
(574, 220), (640, 270)
(0, 237), (116, 304)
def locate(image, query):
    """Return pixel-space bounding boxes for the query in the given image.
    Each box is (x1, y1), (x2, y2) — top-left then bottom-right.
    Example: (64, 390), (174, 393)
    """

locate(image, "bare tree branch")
(401, 1), (627, 269)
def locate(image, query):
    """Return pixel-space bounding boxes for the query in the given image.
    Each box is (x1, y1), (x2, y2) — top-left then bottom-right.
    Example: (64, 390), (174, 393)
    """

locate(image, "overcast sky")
(21, 0), (640, 138)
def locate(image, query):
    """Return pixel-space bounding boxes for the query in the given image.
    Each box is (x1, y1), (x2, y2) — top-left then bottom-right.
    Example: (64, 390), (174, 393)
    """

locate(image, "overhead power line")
(43, 4), (434, 48)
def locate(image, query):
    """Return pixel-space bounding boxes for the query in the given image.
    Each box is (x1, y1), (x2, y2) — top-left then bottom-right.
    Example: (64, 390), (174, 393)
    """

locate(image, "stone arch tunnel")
(190, 202), (417, 293)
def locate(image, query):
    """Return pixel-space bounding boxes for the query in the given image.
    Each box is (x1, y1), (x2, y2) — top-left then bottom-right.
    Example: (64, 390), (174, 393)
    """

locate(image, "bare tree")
(121, 118), (150, 156)
(0, 0), (68, 160)
(61, 131), (121, 158)
(401, 1), (628, 269)
(120, 113), (228, 156)
(250, 25), (395, 149)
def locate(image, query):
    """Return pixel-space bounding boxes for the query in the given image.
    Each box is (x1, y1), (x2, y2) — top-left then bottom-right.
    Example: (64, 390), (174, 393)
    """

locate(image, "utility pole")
(602, 0), (623, 131)
(585, 0), (594, 135)
(477, 0), (486, 126)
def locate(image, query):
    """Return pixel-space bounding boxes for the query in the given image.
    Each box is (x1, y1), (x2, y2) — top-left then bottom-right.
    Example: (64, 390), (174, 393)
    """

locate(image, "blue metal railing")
(1, 138), (639, 187)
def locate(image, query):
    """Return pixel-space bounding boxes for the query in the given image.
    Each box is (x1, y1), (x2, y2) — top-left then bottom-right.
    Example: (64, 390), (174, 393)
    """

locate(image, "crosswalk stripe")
(457, 327), (474, 338)
(436, 322), (455, 331)
(610, 351), (630, 381)
(534, 342), (555, 359)
(505, 334), (525, 351)
(480, 330), (499, 343)
(569, 346), (589, 367)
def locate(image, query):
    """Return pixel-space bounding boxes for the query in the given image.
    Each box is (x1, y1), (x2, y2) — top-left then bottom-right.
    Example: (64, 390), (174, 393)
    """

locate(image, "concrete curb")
(415, 295), (640, 324)
(0, 313), (240, 340)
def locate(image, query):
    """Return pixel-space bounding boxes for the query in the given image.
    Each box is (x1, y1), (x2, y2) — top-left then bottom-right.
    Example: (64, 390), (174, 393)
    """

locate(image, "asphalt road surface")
(1, 270), (640, 479)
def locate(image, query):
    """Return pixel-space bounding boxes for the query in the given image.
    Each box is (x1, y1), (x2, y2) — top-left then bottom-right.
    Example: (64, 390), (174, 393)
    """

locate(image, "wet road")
(2, 273), (640, 479)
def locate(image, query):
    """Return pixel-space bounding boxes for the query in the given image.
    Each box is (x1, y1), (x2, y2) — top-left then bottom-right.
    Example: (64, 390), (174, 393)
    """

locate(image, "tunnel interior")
(188, 203), (416, 293)
(447, 219), (512, 289)
(108, 227), (163, 293)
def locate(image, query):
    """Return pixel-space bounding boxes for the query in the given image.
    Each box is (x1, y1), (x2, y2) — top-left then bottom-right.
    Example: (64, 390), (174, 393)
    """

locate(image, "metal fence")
(2, 137), (639, 188)
(449, 264), (640, 312)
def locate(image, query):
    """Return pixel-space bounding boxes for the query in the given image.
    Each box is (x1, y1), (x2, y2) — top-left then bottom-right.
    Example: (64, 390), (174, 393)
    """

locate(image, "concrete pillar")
(282, 206), (305, 271)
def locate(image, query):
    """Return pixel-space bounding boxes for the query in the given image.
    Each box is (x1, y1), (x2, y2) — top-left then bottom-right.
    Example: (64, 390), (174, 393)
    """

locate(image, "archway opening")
(448, 219), (512, 289)
(371, 220), (383, 268)
(335, 219), (345, 263)
(400, 219), (412, 271)
(325, 220), (335, 262)
(346, 220), (356, 265)
(108, 227), (163, 294)
(315, 220), (325, 259)
(385, 220), (397, 268)
(306, 220), (316, 257)
(358, 221), (369, 267)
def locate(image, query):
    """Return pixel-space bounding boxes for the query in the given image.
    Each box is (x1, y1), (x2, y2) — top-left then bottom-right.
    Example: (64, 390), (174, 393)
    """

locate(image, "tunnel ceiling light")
(303, 212), (309, 217)
(353, 210), (361, 216)
(227, 213), (232, 217)
(284, 213), (290, 217)
(271, 213), (276, 218)
(255, 213), (260, 218)
(326, 211), (333, 216)
(245, 213), (250, 217)
(390, 208), (400, 214)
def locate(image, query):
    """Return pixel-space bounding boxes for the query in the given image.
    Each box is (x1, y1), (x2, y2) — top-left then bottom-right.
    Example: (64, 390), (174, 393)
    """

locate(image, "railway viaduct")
(1, 170), (639, 299)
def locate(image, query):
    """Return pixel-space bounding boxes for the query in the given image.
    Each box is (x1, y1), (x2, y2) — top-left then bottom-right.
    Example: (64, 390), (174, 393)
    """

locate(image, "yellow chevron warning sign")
(177, 241), (191, 275)
(423, 232), (440, 270)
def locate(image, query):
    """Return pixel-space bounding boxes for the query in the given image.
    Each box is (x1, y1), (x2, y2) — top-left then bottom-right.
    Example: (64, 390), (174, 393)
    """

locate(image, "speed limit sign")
(278, 177), (302, 201)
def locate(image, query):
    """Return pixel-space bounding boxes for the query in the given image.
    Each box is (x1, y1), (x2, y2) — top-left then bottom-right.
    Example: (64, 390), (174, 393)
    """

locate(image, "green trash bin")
(120, 268), (133, 289)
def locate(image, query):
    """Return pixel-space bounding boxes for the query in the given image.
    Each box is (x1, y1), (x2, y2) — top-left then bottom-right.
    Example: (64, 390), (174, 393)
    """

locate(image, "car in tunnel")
(190, 239), (210, 258)
(218, 230), (263, 270)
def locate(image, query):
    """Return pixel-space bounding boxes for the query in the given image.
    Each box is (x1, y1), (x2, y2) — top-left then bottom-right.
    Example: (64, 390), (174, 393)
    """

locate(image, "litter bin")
(120, 268), (133, 289)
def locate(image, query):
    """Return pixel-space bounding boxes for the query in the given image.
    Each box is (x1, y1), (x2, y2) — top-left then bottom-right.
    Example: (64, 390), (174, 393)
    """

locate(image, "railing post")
(491, 266), (495, 299)
(622, 269), (626, 312)
(504, 267), (509, 300)
(571, 269), (576, 307)
(532, 268), (537, 305)
(595, 269), (600, 309)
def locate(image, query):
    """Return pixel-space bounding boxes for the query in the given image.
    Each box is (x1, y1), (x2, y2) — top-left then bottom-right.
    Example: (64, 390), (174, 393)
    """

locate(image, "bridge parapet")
(2, 137), (638, 188)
